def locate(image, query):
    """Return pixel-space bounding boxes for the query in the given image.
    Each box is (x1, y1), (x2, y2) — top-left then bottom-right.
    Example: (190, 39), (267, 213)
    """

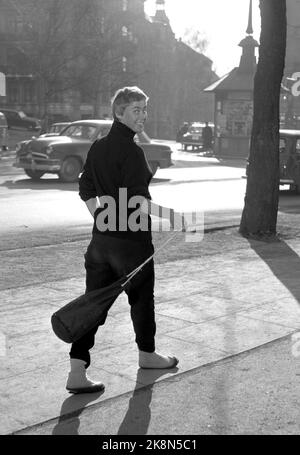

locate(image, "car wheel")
(24, 169), (45, 180)
(59, 157), (82, 182)
(149, 162), (159, 176)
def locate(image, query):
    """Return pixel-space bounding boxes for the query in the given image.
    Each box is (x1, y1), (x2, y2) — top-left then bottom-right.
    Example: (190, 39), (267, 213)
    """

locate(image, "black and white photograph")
(0, 0), (299, 442)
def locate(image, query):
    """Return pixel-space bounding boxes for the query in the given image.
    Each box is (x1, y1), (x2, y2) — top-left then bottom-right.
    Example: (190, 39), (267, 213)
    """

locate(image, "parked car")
(246, 129), (300, 193)
(39, 122), (71, 138)
(181, 122), (214, 151)
(14, 119), (173, 182)
(0, 108), (41, 131)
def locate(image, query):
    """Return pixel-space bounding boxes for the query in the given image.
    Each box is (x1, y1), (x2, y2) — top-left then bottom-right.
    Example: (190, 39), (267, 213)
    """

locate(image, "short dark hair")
(111, 86), (149, 120)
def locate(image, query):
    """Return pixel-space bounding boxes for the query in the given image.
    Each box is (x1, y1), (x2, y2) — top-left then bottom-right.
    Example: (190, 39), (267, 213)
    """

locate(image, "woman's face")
(117, 100), (148, 133)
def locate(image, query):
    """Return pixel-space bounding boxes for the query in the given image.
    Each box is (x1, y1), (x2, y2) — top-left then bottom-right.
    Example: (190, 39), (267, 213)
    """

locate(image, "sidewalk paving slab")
(1, 228), (300, 435)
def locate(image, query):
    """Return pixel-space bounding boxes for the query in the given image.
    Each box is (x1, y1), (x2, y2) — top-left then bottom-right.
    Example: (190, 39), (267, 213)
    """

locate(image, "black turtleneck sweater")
(79, 120), (153, 241)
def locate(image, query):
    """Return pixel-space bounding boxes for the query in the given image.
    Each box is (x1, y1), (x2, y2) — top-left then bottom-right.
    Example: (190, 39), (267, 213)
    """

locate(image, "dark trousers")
(69, 234), (156, 367)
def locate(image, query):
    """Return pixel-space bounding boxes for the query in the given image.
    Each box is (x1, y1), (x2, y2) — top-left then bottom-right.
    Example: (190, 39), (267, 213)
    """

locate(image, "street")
(1, 142), (299, 252)
(0, 143), (246, 249)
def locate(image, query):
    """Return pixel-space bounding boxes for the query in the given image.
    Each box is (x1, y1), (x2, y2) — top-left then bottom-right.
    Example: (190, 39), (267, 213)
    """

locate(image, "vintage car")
(0, 108), (41, 131)
(181, 122), (214, 151)
(39, 122), (71, 138)
(246, 129), (300, 193)
(14, 119), (173, 182)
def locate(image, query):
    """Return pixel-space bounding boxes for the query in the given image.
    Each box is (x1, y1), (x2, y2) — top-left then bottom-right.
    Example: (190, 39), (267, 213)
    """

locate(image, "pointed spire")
(246, 0), (253, 35)
(154, 0), (169, 24)
(238, 0), (259, 73)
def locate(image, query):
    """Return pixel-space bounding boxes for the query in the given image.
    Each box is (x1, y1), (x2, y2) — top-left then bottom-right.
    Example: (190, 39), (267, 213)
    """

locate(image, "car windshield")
(49, 125), (58, 133)
(18, 111), (27, 119)
(189, 125), (202, 134)
(50, 124), (67, 134)
(61, 124), (97, 140)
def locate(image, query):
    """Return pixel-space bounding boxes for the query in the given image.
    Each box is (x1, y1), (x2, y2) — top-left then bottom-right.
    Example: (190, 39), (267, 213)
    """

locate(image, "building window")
(8, 85), (19, 103)
(15, 17), (24, 33)
(24, 82), (35, 103)
(0, 47), (7, 65)
(100, 17), (105, 34)
(7, 16), (24, 34)
(52, 91), (63, 103)
(122, 57), (127, 72)
(122, 26), (133, 41)
(102, 91), (110, 104)
(122, 0), (128, 12)
(49, 83), (63, 103)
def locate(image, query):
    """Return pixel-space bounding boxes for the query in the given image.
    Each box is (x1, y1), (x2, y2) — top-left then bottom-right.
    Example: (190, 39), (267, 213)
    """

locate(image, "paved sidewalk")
(16, 336), (299, 435)
(1, 226), (300, 435)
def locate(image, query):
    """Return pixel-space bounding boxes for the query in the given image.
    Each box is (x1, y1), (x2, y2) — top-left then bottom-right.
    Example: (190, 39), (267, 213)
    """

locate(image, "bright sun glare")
(144, 0), (261, 76)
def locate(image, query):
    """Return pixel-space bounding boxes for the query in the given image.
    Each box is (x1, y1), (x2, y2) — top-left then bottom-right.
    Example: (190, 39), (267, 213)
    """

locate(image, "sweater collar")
(110, 120), (136, 140)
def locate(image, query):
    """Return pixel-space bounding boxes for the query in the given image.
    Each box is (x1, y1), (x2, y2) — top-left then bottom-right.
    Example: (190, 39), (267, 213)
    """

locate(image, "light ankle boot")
(66, 359), (105, 394)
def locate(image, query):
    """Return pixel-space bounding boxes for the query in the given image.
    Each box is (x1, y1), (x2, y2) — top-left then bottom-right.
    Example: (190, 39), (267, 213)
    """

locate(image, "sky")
(144, 0), (261, 77)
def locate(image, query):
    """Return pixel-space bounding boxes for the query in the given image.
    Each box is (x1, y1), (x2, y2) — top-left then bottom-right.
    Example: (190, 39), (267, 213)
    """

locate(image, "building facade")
(0, 0), (217, 138)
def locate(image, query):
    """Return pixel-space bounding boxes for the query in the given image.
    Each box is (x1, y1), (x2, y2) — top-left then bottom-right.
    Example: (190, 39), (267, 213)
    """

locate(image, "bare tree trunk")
(239, 0), (286, 238)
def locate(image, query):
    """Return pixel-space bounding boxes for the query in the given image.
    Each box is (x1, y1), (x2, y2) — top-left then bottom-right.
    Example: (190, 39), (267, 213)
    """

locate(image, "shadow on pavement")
(215, 158), (247, 169)
(52, 389), (105, 435)
(117, 367), (178, 436)
(0, 177), (78, 191)
(249, 238), (300, 305)
(0, 175), (169, 190)
(151, 177), (171, 183)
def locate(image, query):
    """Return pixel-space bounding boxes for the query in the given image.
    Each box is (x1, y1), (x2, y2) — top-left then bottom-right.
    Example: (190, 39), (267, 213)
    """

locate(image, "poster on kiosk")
(0, 72), (5, 97)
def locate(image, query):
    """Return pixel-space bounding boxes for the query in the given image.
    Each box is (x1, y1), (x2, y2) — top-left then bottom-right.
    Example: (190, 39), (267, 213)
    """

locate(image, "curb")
(204, 223), (239, 233)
